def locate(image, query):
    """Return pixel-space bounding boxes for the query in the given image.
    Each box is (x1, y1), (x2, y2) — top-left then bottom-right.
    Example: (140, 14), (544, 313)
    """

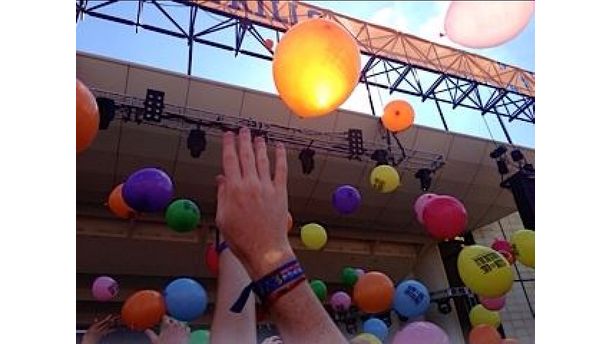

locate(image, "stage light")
(96, 97), (115, 130)
(496, 159), (509, 175)
(370, 149), (389, 166)
(187, 128), (207, 158)
(489, 145), (507, 159)
(415, 168), (432, 191)
(510, 149), (524, 162)
(143, 89), (165, 122)
(299, 148), (315, 175)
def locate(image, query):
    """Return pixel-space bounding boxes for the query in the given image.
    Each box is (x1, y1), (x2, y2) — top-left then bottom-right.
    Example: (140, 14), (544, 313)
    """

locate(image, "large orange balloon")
(108, 184), (135, 219)
(382, 100), (415, 132)
(445, 1), (534, 49)
(353, 271), (394, 313)
(273, 18), (361, 118)
(76, 78), (99, 153)
(469, 325), (502, 344)
(121, 290), (166, 331)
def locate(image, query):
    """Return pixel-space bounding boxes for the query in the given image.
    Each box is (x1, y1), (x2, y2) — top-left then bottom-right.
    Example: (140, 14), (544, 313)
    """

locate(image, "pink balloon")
(444, 1), (534, 48)
(92, 276), (118, 301)
(392, 321), (450, 344)
(422, 195), (468, 240)
(414, 193), (437, 224)
(491, 239), (513, 253)
(481, 295), (506, 311)
(330, 291), (352, 311)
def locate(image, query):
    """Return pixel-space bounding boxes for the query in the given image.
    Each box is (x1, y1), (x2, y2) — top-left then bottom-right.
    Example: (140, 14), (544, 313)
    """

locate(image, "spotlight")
(187, 128), (207, 158)
(96, 97), (115, 130)
(510, 149), (524, 162)
(371, 149), (389, 166)
(415, 168), (432, 191)
(299, 148), (315, 175)
(489, 145), (507, 159)
(496, 159), (509, 175)
(143, 89), (165, 122)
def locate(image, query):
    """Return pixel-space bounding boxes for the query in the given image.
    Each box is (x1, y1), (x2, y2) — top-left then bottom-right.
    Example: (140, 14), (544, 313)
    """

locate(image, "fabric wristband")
(230, 259), (305, 313)
(214, 228), (229, 254)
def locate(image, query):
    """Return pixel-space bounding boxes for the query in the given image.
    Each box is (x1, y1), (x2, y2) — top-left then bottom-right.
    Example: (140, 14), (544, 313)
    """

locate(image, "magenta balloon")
(392, 321), (450, 344)
(414, 193), (437, 224)
(481, 295), (506, 311)
(444, 1), (534, 49)
(330, 291), (352, 311)
(92, 276), (119, 301)
(491, 239), (513, 253)
(422, 195), (468, 240)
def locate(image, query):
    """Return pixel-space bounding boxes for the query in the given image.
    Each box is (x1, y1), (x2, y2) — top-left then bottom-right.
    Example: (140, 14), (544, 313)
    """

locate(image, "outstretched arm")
(215, 128), (346, 343)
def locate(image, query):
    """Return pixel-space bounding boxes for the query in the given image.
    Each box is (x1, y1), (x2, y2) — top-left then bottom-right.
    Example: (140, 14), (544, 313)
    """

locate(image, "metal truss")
(76, 0), (535, 144)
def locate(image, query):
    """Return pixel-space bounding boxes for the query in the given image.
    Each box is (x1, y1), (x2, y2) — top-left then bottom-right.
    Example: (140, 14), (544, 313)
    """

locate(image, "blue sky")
(76, 1), (534, 148)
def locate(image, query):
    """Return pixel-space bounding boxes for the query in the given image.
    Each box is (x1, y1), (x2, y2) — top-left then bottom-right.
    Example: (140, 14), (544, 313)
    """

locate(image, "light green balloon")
(189, 329), (210, 344)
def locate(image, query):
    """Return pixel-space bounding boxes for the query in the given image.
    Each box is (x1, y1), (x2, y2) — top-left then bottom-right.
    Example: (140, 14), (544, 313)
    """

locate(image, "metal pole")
(187, 6), (197, 75)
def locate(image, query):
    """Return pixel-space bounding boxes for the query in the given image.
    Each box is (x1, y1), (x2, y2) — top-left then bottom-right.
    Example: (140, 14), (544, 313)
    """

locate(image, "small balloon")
(352, 332), (382, 344)
(480, 295), (506, 311)
(330, 291), (352, 311)
(310, 280), (328, 302)
(332, 185), (362, 215)
(414, 193), (437, 224)
(370, 165), (400, 193)
(422, 195), (467, 240)
(468, 325), (501, 344)
(511, 229), (535, 268)
(300, 223), (327, 250)
(363, 318), (388, 342)
(491, 239), (513, 254)
(342, 267), (359, 287)
(469, 304), (501, 328)
(353, 272), (394, 314)
(76, 78), (99, 153)
(497, 249), (516, 265)
(108, 184), (135, 219)
(164, 278), (208, 322)
(92, 276), (118, 301)
(189, 329), (210, 344)
(204, 243), (219, 277)
(121, 290), (166, 331)
(123, 168), (174, 213)
(392, 321), (450, 344)
(264, 38), (274, 50)
(165, 199), (201, 232)
(355, 268), (366, 277)
(382, 100), (415, 132)
(458, 245), (513, 298)
(393, 280), (431, 318)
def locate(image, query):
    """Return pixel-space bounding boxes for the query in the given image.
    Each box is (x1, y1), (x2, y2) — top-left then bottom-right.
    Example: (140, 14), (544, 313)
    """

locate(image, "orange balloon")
(353, 271), (394, 313)
(381, 100), (415, 132)
(469, 325), (502, 344)
(287, 212), (293, 232)
(501, 339), (520, 344)
(108, 184), (135, 219)
(273, 18), (361, 117)
(121, 290), (166, 331)
(76, 79), (99, 153)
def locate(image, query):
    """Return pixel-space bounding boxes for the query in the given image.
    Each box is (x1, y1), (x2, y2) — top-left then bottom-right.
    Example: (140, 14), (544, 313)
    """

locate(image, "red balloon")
(204, 243), (219, 277)
(264, 38), (274, 50)
(422, 195), (467, 240)
(491, 239), (513, 253)
(469, 325), (501, 344)
(497, 249), (516, 265)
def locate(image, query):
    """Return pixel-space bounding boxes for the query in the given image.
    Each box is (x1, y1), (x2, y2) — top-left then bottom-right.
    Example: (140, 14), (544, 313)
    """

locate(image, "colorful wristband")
(230, 259), (305, 313)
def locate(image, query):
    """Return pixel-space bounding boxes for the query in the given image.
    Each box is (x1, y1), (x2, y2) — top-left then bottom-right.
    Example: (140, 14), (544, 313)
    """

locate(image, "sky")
(76, 0), (535, 148)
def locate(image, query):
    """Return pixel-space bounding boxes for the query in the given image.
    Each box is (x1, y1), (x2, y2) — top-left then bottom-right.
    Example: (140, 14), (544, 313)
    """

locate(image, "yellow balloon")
(369, 165), (400, 193)
(511, 229), (535, 268)
(351, 333), (382, 344)
(469, 304), (501, 328)
(300, 223), (327, 250)
(272, 18), (361, 117)
(458, 245), (513, 298)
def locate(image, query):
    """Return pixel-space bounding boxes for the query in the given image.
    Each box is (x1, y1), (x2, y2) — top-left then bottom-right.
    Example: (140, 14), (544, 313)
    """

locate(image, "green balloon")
(342, 267), (359, 287)
(189, 329), (209, 344)
(310, 279), (327, 302)
(165, 199), (201, 232)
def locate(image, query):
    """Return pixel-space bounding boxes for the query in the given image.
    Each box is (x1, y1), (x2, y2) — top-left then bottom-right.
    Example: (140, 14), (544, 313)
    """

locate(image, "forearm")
(211, 250), (257, 344)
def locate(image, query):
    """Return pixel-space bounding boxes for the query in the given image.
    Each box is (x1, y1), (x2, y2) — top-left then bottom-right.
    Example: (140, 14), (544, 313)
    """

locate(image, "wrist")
(247, 243), (296, 281)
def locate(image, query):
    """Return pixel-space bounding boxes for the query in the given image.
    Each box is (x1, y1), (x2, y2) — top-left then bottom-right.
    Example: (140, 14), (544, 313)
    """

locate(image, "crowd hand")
(144, 316), (190, 344)
(261, 335), (283, 344)
(81, 314), (120, 344)
(215, 128), (294, 280)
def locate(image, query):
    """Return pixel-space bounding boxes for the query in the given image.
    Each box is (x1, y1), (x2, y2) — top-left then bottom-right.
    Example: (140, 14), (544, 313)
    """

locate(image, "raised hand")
(144, 316), (190, 344)
(81, 314), (120, 344)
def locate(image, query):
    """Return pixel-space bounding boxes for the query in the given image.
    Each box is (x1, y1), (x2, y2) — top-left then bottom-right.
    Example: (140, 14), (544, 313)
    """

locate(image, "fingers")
(273, 142), (288, 190)
(238, 128), (257, 179)
(222, 131), (240, 181)
(144, 329), (158, 342)
(254, 136), (271, 181)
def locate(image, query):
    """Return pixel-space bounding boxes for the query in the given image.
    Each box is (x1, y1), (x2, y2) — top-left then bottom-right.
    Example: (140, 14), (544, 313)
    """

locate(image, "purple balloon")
(92, 276), (118, 302)
(122, 168), (174, 212)
(414, 193), (437, 224)
(392, 321), (450, 344)
(355, 268), (366, 277)
(330, 291), (352, 311)
(332, 185), (361, 215)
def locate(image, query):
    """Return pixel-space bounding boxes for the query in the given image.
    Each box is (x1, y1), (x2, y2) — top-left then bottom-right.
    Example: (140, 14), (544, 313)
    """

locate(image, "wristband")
(214, 228), (229, 254)
(230, 259), (305, 313)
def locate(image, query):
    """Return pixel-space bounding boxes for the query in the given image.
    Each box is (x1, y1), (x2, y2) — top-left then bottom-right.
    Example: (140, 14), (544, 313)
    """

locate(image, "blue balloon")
(164, 278), (208, 322)
(363, 317), (388, 341)
(393, 280), (430, 318)
(332, 185), (362, 215)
